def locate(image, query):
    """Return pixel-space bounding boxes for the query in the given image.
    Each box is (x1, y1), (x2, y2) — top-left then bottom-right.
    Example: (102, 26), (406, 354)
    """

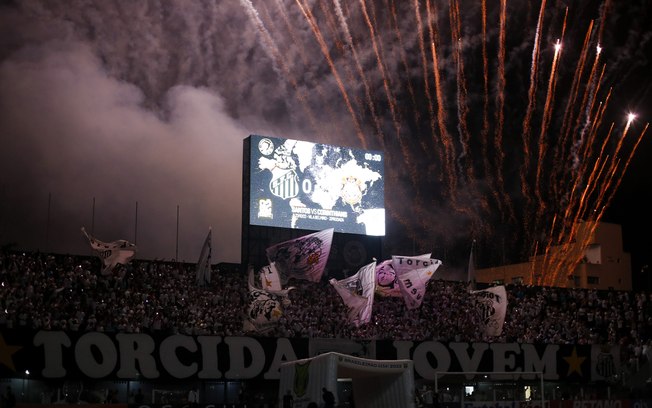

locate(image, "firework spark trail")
(572, 109), (615, 220)
(468, 0), (493, 218)
(549, 117), (643, 285)
(553, 23), (594, 195)
(570, 58), (607, 175)
(360, 0), (428, 193)
(479, 0), (490, 179)
(258, 0), (642, 277)
(559, 7), (568, 43)
(387, 0), (421, 128)
(577, 87), (612, 185)
(560, 182), (620, 284)
(591, 114), (640, 203)
(583, 84), (611, 151)
(240, 0), (324, 134)
(593, 123), (649, 218)
(537, 10), (567, 208)
(595, 159), (622, 213)
(551, 152), (611, 284)
(332, 0), (386, 148)
(358, 0), (402, 137)
(427, 0), (460, 207)
(575, 156), (611, 231)
(539, 45), (607, 282)
(489, 0), (512, 223)
(582, 63), (607, 143)
(538, 213), (563, 286)
(596, 0), (613, 46)
(531, 240), (541, 285)
(533, 40), (562, 217)
(558, 120), (614, 248)
(348, 0), (421, 198)
(544, 96), (613, 285)
(356, 0), (423, 190)
(318, 0), (346, 54)
(556, 157), (625, 283)
(294, 0), (368, 148)
(556, 221), (599, 285)
(360, 0), (427, 202)
(585, 117), (641, 206)
(413, 0), (442, 177)
(555, 109), (612, 249)
(519, 0), (548, 221)
(239, 0), (282, 74)
(449, 0), (474, 184)
(315, 1), (372, 121)
(268, 0), (345, 137)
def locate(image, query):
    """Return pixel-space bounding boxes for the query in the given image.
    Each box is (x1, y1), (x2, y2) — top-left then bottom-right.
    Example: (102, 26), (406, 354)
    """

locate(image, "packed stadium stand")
(2, 249), (652, 406)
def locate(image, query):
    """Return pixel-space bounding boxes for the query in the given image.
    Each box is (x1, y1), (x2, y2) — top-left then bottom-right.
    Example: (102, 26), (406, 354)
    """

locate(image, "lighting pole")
(23, 369), (30, 402)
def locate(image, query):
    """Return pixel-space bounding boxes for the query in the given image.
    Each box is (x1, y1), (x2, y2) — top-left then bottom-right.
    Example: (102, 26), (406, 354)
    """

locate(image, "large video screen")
(246, 135), (385, 236)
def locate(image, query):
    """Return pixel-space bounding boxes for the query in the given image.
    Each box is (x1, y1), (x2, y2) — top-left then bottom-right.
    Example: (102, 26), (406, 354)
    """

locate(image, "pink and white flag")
(396, 259), (442, 309)
(266, 228), (334, 283)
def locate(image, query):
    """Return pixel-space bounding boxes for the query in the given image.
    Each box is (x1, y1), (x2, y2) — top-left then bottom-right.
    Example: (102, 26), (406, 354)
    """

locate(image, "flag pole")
(467, 239), (476, 290)
(91, 197), (95, 235)
(134, 201), (138, 246)
(175, 205), (179, 261)
(89, 197), (96, 257)
(45, 192), (51, 251)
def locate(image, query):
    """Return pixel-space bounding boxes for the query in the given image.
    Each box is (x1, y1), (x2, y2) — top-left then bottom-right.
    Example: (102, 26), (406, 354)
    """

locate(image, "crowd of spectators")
(1, 250), (652, 375)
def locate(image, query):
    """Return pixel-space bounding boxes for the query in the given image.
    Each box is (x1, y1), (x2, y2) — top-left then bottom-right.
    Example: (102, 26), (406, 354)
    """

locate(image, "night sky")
(0, 1), (650, 282)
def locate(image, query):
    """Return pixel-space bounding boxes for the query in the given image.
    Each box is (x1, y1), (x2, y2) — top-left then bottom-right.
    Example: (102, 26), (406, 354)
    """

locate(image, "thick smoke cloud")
(0, 40), (246, 262)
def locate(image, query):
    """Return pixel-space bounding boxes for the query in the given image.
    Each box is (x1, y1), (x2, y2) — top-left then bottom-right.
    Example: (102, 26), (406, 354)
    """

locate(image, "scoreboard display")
(244, 135), (385, 236)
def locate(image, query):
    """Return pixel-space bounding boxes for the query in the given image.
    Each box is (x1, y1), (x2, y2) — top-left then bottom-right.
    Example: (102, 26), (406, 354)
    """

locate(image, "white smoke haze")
(0, 0), (650, 270)
(0, 39), (247, 262)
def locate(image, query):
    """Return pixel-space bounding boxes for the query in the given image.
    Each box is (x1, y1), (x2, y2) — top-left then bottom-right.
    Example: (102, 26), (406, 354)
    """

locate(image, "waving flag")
(195, 228), (212, 286)
(376, 254), (433, 297)
(330, 260), (376, 327)
(81, 227), (137, 275)
(396, 259), (442, 309)
(470, 285), (508, 336)
(375, 259), (400, 297)
(391, 253), (434, 275)
(243, 266), (294, 333)
(266, 228), (334, 283)
(259, 262), (282, 292)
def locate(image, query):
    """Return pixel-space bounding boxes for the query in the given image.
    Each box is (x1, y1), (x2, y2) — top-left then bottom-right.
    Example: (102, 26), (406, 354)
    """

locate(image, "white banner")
(81, 227), (137, 275)
(470, 285), (508, 337)
(259, 262), (283, 292)
(244, 266), (293, 333)
(195, 228), (212, 286)
(330, 261), (376, 327)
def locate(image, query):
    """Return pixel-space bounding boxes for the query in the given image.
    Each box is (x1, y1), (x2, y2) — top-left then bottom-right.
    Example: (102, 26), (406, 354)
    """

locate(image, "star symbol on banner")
(0, 334), (22, 372)
(563, 346), (587, 377)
